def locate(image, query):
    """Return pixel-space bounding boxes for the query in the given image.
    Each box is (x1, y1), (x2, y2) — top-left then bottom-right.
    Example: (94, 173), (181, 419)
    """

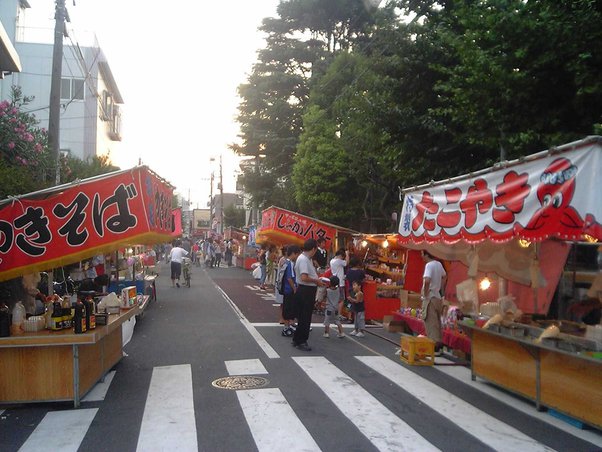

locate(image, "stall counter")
(0, 307), (138, 408)
(461, 322), (602, 429)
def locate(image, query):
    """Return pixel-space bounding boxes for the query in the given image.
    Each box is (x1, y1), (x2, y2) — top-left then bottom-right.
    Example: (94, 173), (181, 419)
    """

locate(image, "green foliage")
(223, 204), (246, 229)
(61, 154), (120, 183)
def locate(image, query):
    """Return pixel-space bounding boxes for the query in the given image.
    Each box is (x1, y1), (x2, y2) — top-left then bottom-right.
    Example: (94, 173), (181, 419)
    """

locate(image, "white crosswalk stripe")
(293, 356), (439, 452)
(82, 370), (116, 402)
(357, 356), (554, 452)
(136, 364), (198, 452)
(225, 358), (268, 375)
(237, 388), (321, 452)
(18, 409), (98, 452)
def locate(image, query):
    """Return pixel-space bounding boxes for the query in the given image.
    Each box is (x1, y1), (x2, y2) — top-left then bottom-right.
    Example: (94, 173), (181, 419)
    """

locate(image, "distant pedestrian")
(225, 240), (233, 267)
(169, 240), (189, 288)
(275, 246), (288, 320)
(330, 248), (349, 310)
(164, 243), (172, 263)
(215, 241), (223, 268)
(323, 276), (345, 339)
(293, 239), (328, 351)
(348, 280), (365, 337)
(313, 237), (329, 312)
(345, 257), (365, 320)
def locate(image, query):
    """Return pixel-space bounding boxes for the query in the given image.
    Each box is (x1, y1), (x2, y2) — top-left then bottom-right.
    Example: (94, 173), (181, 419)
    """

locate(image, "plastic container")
(11, 301), (26, 334)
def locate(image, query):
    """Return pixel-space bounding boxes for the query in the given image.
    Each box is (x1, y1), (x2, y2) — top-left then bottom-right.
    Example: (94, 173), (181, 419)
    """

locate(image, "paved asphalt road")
(1, 262), (601, 452)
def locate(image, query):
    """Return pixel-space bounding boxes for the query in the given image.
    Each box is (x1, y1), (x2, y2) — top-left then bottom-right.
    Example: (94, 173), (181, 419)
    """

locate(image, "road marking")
(250, 323), (355, 328)
(18, 409), (98, 452)
(136, 364), (198, 452)
(434, 358), (602, 448)
(245, 285), (261, 291)
(214, 282), (279, 359)
(237, 388), (320, 452)
(293, 356), (438, 452)
(226, 359), (268, 375)
(82, 370), (116, 402)
(357, 356), (554, 452)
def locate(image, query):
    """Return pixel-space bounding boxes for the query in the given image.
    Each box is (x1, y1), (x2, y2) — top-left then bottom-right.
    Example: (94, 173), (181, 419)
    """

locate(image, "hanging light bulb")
(382, 240), (389, 248)
(479, 277), (491, 291)
(583, 234), (599, 243)
(361, 240), (368, 248)
(518, 239), (531, 248)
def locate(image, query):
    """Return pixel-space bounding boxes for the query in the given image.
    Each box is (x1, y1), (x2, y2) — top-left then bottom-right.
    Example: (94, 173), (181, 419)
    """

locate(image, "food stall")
(0, 166), (174, 407)
(256, 206), (357, 251)
(397, 136), (602, 428)
(357, 234), (425, 321)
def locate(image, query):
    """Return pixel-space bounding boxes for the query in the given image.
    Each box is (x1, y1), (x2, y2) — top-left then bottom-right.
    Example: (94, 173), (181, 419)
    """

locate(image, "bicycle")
(182, 257), (192, 288)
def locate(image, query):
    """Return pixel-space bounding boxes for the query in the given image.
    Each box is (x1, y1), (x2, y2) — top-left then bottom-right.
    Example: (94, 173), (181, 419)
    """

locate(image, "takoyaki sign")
(398, 138), (602, 244)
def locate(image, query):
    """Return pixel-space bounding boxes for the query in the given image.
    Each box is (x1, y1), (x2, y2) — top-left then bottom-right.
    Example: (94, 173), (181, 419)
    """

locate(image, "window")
(60, 78), (85, 101)
(101, 90), (113, 121)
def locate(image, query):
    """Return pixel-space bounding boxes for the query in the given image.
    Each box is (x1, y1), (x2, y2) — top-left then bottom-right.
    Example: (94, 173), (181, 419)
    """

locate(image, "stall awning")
(398, 136), (602, 244)
(257, 206), (357, 247)
(0, 166), (174, 282)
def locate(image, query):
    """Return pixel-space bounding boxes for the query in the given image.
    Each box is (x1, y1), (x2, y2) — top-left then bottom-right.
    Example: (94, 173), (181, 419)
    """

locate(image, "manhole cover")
(212, 375), (269, 390)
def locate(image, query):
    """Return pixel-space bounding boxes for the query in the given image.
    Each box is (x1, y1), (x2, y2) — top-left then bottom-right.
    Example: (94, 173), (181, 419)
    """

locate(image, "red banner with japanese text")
(0, 166), (173, 282)
(258, 207), (337, 246)
(398, 139), (602, 244)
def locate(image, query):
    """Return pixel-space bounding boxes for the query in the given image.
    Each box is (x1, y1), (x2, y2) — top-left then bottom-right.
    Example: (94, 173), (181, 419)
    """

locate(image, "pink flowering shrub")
(0, 87), (51, 171)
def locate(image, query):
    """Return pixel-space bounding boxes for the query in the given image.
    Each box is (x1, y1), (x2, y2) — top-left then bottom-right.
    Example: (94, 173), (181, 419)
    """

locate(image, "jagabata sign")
(399, 138), (602, 244)
(0, 166), (173, 281)
(259, 207), (336, 245)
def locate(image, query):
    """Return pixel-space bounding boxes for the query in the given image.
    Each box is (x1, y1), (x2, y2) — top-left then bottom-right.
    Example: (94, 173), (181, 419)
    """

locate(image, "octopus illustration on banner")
(525, 157), (601, 239)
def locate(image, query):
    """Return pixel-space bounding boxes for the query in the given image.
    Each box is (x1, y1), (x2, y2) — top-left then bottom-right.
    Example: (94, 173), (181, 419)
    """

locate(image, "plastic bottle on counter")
(11, 301), (26, 335)
(84, 296), (95, 330)
(0, 302), (10, 337)
(73, 299), (86, 334)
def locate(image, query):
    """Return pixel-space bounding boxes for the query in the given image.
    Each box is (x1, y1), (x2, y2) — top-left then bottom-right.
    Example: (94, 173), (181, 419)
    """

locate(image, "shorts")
(171, 261), (182, 279)
(354, 311), (365, 330)
(323, 308), (342, 327)
(282, 293), (296, 320)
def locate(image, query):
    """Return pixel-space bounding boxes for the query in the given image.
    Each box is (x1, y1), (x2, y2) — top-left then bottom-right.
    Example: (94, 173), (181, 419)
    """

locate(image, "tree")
(232, 0), (382, 213)
(61, 154), (120, 183)
(223, 204), (246, 229)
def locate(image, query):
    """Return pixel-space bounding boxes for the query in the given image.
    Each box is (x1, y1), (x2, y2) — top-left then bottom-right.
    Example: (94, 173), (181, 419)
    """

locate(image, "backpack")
(276, 260), (289, 295)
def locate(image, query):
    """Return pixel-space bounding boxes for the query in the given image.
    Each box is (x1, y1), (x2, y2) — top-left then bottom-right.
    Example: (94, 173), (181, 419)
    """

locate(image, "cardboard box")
(400, 290), (422, 309)
(383, 315), (405, 333)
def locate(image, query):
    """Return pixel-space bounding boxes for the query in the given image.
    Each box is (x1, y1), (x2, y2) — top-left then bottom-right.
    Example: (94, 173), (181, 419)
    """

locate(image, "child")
(281, 245), (301, 337)
(348, 280), (365, 337)
(323, 276), (345, 338)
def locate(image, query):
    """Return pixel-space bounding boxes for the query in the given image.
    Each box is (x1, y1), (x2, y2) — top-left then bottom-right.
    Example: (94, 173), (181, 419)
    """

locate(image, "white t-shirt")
(295, 252), (318, 286)
(423, 260), (446, 300)
(170, 246), (188, 264)
(330, 257), (347, 285)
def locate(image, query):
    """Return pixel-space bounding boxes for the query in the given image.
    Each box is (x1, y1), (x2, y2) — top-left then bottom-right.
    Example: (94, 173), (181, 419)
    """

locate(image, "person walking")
(313, 237), (329, 312)
(275, 246), (288, 323)
(420, 250), (447, 355)
(329, 248), (349, 311)
(214, 241), (223, 268)
(323, 276), (345, 339)
(293, 239), (327, 351)
(169, 240), (189, 288)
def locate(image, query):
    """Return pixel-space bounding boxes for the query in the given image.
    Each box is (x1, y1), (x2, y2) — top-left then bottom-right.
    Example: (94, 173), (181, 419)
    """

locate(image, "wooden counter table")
(0, 306), (138, 408)
(461, 322), (602, 429)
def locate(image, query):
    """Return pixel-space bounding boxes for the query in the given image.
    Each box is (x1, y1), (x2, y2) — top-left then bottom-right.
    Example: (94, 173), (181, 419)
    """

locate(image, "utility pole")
(209, 171), (214, 235)
(219, 154), (224, 235)
(49, 0), (66, 185)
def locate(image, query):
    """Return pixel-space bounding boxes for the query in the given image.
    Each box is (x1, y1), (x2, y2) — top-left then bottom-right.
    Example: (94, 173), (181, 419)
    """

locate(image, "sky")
(28, 0), (281, 208)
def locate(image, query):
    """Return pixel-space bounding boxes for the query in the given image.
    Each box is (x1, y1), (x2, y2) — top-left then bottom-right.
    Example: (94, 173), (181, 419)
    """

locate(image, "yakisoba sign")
(398, 137), (602, 244)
